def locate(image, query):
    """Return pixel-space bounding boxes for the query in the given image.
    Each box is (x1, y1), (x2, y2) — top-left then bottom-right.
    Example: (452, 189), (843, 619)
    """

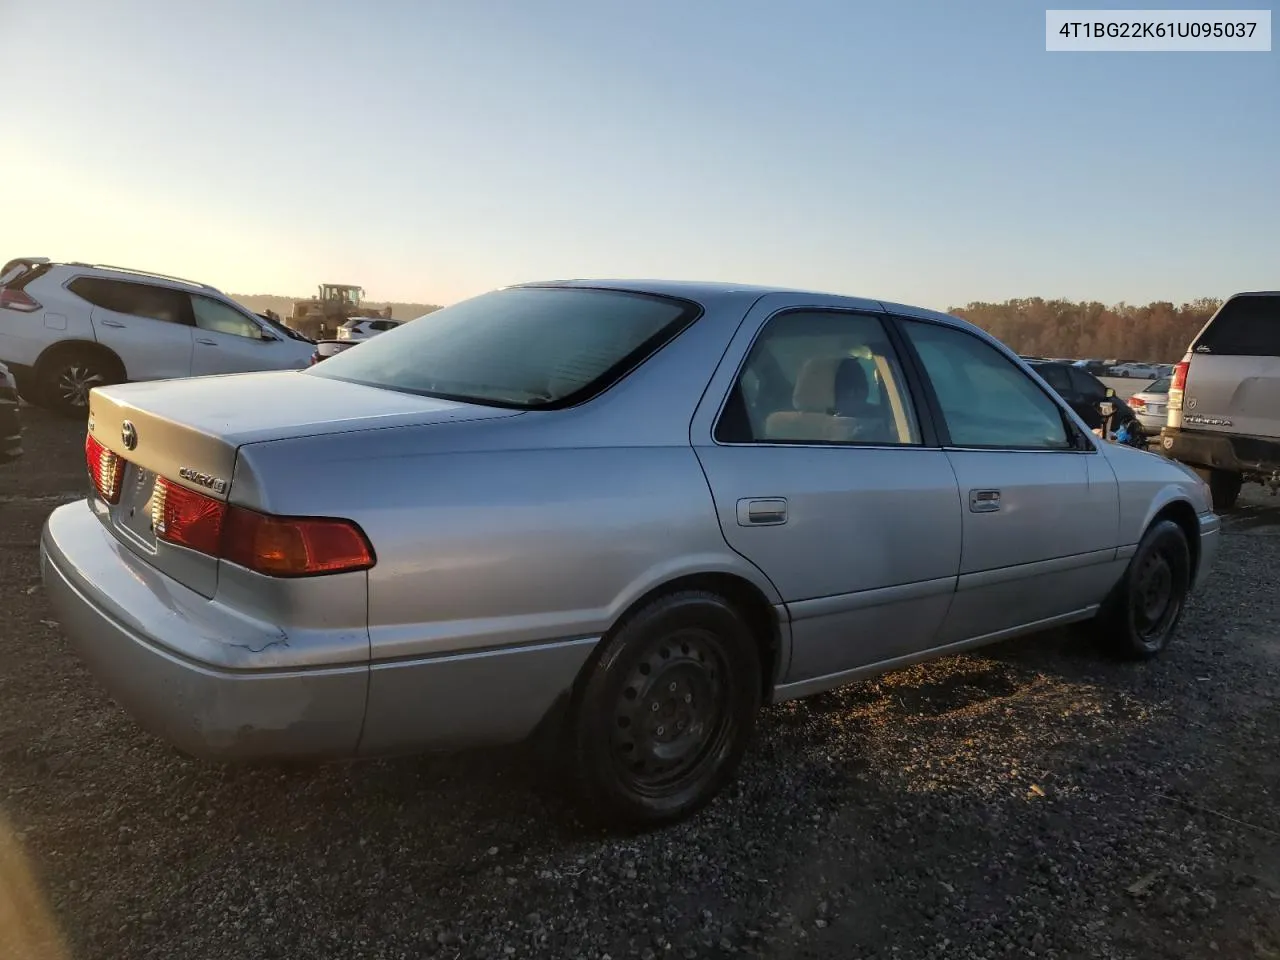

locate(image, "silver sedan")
(41, 280), (1220, 826)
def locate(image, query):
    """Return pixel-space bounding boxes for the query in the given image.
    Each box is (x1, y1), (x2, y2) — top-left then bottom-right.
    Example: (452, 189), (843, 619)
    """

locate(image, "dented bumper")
(40, 501), (367, 759)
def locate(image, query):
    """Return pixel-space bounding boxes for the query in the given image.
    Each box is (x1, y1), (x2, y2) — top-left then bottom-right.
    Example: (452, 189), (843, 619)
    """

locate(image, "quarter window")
(191, 296), (264, 339)
(715, 310), (921, 445)
(71, 278), (191, 326)
(901, 320), (1072, 450)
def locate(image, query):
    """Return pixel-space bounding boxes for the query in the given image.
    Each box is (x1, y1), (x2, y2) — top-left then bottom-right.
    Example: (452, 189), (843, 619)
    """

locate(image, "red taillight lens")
(152, 478), (227, 555)
(1128, 396), (1145, 410)
(222, 508), (374, 576)
(85, 433), (123, 503)
(151, 477), (373, 577)
(0, 288), (41, 313)
(1172, 361), (1189, 391)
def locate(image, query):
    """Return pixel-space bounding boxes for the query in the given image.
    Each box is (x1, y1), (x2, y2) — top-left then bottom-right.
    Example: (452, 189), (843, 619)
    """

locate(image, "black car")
(1024, 359), (1140, 434)
(0, 361), (22, 464)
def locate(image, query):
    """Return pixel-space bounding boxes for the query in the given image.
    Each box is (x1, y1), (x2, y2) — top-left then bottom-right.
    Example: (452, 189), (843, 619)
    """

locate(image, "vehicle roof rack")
(89, 264), (216, 291)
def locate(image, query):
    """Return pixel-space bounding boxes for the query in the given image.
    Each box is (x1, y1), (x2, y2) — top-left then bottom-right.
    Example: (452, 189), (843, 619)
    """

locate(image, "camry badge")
(178, 467), (227, 495)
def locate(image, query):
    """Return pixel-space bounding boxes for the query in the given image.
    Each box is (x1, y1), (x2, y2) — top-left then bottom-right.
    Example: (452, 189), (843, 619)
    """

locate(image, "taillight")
(1128, 396), (1146, 411)
(152, 478), (226, 555)
(1168, 360), (1190, 412)
(151, 477), (374, 577)
(0, 288), (41, 313)
(85, 433), (123, 504)
(222, 508), (374, 576)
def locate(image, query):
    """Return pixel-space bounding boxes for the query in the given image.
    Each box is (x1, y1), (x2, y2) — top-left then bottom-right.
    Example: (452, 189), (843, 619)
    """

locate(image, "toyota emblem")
(121, 420), (138, 451)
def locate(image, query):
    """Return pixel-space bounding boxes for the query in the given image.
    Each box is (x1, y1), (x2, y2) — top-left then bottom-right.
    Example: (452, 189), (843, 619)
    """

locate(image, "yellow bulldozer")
(290, 284), (392, 339)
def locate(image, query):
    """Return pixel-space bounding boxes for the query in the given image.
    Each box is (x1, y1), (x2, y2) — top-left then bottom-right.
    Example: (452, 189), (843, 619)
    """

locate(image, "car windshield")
(308, 286), (698, 407)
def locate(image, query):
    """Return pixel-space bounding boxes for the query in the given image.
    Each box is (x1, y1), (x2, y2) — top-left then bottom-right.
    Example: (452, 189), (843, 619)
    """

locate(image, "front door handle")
(969, 489), (1001, 513)
(736, 498), (788, 526)
(99, 319), (125, 328)
(196, 338), (217, 346)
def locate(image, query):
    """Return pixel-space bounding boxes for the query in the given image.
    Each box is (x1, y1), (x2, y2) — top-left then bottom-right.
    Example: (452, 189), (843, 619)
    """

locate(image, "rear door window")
(70, 278), (192, 325)
(1194, 295), (1280, 357)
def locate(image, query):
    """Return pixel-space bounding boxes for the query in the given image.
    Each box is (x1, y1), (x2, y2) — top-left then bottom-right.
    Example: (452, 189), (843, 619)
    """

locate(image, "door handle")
(736, 498), (787, 526)
(196, 338), (217, 346)
(99, 319), (125, 328)
(969, 489), (1001, 513)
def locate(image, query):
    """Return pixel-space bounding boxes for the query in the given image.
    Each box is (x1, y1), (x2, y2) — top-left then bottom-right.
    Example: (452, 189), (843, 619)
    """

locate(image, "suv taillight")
(151, 477), (375, 577)
(1168, 360), (1190, 412)
(0, 288), (41, 313)
(85, 434), (123, 504)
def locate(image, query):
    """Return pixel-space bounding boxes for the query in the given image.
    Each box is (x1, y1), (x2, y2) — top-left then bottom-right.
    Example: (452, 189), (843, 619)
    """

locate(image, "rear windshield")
(308, 286), (699, 408)
(1146, 377), (1171, 393)
(1194, 295), (1280, 357)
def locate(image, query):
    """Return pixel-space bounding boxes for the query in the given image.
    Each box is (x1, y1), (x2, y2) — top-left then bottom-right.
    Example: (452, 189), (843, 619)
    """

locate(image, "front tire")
(1098, 519), (1191, 659)
(569, 590), (762, 829)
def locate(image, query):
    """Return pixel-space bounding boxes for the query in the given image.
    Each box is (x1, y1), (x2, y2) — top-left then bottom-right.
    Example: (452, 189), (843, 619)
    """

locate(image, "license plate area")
(110, 461), (158, 552)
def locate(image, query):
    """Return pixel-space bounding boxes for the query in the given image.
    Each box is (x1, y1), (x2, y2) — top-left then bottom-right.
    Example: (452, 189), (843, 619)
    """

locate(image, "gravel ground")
(1, 406), (1278, 960)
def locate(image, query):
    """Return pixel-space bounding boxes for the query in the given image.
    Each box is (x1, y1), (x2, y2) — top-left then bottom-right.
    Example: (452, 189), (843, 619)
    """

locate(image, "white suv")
(336, 317), (402, 342)
(0, 258), (316, 415)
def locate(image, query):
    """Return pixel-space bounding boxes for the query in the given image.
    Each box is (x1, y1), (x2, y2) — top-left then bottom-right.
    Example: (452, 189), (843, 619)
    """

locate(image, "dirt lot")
(2, 407), (1278, 960)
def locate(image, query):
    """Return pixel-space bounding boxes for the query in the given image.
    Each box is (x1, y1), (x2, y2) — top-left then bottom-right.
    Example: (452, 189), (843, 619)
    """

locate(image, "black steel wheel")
(1099, 519), (1191, 659)
(570, 590), (762, 828)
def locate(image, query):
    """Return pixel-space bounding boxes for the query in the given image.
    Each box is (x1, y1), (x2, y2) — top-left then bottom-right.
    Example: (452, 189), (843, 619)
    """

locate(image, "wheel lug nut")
(650, 702), (659, 712)
(677, 720), (686, 730)
(668, 681), (677, 692)
(684, 694), (692, 703)
(656, 725), (665, 736)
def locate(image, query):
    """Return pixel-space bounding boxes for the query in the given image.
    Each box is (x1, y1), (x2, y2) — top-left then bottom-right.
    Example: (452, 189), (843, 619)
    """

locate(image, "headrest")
(834, 357), (870, 406)
(791, 356), (843, 413)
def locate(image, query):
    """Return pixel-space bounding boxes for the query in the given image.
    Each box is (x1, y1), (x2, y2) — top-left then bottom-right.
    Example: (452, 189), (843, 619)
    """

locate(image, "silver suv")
(0, 258), (316, 416)
(1161, 291), (1280, 509)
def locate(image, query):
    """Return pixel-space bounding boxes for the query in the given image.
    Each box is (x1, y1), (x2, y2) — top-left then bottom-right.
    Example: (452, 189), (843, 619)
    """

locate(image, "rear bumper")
(41, 501), (370, 760)
(1160, 427), (1280, 476)
(40, 501), (595, 761)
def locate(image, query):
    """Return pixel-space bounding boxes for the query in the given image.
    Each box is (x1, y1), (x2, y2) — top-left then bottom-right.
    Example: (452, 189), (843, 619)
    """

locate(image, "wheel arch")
(1149, 498), (1201, 583)
(34, 338), (126, 379)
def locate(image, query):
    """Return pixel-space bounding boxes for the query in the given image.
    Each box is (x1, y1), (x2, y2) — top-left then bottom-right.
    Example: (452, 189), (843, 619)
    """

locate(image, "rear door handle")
(737, 498), (788, 526)
(98, 319), (125, 328)
(196, 338), (217, 346)
(969, 489), (1001, 513)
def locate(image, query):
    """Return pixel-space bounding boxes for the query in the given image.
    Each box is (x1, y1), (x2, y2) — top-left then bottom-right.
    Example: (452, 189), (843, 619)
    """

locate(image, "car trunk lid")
(83, 371), (524, 597)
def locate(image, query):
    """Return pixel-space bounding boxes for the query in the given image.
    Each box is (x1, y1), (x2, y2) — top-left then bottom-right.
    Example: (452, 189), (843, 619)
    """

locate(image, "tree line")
(947, 297), (1222, 362)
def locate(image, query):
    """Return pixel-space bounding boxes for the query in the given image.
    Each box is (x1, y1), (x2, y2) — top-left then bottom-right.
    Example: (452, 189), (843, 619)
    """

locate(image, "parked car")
(1111, 362), (1162, 379)
(1023, 358), (1142, 437)
(1126, 376), (1171, 433)
(337, 317), (403, 342)
(41, 280), (1220, 827)
(0, 360), (21, 464)
(1161, 291), (1280, 509)
(308, 339), (358, 365)
(0, 259), (316, 416)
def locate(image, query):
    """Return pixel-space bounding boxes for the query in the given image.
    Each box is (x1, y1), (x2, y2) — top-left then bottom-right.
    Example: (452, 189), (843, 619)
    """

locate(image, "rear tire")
(1097, 519), (1191, 660)
(36, 347), (121, 418)
(568, 590), (761, 829)
(1193, 468), (1242, 511)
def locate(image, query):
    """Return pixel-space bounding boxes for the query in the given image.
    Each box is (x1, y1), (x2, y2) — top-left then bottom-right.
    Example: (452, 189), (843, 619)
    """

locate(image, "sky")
(2, 0), (1276, 309)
